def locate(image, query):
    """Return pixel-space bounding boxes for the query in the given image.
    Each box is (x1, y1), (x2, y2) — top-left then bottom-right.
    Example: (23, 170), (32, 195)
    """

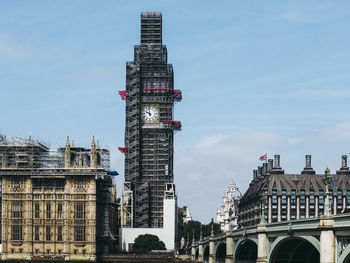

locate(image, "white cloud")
(173, 124), (350, 222)
(174, 132), (286, 222)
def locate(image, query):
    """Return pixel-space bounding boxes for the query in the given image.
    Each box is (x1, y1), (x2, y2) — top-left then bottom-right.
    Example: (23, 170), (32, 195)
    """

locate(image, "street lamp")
(322, 167), (332, 216)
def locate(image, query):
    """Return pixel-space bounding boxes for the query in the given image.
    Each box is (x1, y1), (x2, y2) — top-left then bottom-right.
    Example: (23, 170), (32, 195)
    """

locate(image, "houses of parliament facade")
(0, 135), (117, 261)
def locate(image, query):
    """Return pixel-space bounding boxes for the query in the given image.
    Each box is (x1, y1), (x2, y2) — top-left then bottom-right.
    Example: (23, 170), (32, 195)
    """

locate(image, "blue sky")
(1, 0), (350, 222)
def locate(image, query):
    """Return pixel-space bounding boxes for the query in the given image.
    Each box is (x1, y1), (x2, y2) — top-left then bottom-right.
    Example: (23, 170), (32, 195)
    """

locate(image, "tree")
(177, 214), (223, 253)
(133, 234), (166, 253)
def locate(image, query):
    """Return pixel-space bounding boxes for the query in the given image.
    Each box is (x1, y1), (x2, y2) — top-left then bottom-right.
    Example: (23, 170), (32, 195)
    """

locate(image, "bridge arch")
(269, 236), (320, 263)
(338, 242), (350, 263)
(234, 238), (258, 263)
(203, 244), (209, 263)
(215, 241), (226, 263)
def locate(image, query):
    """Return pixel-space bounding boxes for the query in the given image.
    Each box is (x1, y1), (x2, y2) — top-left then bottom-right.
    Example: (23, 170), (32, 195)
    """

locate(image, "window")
(75, 202), (85, 219)
(46, 226), (51, 241)
(46, 203), (51, 219)
(57, 226), (62, 241)
(12, 177), (22, 190)
(35, 226), (39, 241)
(19, 248), (22, 253)
(74, 249), (78, 255)
(57, 203), (62, 219)
(35, 203), (40, 218)
(77, 179), (85, 190)
(58, 249), (62, 254)
(35, 249), (39, 254)
(12, 201), (22, 218)
(47, 249), (50, 254)
(74, 226), (85, 241)
(12, 225), (22, 241)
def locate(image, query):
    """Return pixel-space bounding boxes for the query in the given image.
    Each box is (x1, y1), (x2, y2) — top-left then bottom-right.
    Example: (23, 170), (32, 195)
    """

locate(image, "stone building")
(238, 154), (350, 228)
(178, 206), (193, 223)
(0, 135), (117, 261)
(216, 180), (241, 231)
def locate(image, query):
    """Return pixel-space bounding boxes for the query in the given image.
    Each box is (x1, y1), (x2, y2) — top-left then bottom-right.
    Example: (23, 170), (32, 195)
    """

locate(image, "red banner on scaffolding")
(118, 91), (126, 100)
(118, 147), (126, 153)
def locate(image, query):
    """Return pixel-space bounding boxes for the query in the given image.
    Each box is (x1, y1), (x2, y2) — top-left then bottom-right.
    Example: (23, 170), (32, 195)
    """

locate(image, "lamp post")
(260, 192), (266, 224)
(322, 167), (332, 216)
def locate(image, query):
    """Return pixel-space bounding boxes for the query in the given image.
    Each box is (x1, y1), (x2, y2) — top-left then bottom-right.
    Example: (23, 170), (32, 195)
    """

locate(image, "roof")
(240, 172), (350, 205)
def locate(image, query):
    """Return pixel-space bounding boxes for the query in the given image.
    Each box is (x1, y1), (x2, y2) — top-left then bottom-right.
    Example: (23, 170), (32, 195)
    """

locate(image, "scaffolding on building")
(0, 136), (110, 170)
(121, 12), (182, 228)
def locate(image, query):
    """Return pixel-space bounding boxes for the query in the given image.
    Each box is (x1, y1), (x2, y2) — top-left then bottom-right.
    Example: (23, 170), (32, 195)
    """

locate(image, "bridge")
(191, 213), (350, 263)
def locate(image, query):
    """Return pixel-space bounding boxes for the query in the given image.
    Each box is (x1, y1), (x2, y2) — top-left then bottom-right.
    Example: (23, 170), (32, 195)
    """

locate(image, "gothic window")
(12, 201), (22, 218)
(57, 203), (62, 219)
(46, 203), (51, 219)
(75, 202), (85, 219)
(57, 226), (62, 241)
(74, 226), (85, 241)
(34, 226), (39, 241)
(11, 225), (22, 241)
(46, 226), (51, 241)
(35, 203), (40, 218)
(76, 179), (85, 190)
(12, 177), (23, 190)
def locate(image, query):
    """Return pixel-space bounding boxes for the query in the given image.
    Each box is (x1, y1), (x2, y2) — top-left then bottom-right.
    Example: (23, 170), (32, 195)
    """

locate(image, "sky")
(1, 0), (350, 223)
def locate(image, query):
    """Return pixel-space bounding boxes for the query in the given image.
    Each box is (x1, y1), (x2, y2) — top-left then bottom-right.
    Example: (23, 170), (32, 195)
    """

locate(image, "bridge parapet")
(191, 213), (350, 263)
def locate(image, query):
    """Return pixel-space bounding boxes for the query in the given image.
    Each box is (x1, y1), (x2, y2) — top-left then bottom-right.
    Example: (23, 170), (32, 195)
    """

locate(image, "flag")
(259, 154), (267, 161)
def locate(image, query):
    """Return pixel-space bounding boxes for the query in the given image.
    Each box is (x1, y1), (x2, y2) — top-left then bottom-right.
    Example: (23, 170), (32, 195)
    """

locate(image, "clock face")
(141, 104), (159, 123)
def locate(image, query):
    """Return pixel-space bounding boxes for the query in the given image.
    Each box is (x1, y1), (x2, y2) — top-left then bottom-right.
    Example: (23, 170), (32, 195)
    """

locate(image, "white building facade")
(216, 180), (241, 231)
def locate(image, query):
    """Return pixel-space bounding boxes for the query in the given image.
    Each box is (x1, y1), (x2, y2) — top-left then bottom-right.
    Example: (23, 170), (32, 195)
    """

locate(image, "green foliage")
(133, 234), (166, 253)
(177, 213), (223, 251)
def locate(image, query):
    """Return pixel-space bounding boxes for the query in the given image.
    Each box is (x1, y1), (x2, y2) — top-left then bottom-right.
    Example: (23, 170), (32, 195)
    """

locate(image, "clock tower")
(120, 12), (182, 229)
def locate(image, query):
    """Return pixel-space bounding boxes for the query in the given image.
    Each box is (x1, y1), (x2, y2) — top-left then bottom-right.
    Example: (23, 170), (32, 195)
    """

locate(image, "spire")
(97, 140), (100, 150)
(91, 136), (96, 149)
(65, 136), (71, 168)
(72, 140), (75, 148)
(200, 225), (203, 240)
(66, 136), (70, 148)
(90, 136), (97, 168)
(192, 230), (195, 244)
(211, 218), (214, 236)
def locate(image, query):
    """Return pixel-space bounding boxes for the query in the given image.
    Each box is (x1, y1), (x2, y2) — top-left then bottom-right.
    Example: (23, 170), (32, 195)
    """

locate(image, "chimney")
(253, 170), (258, 180)
(341, 155), (349, 170)
(270, 154), (284, 174)
(302, 155), (315, 174)
(262, 163), (268, 175)
(267, 159), (273, 171)
(274, 155), (280, 169)
(258, 166), (263, 177)
(337, 155), (350, 174)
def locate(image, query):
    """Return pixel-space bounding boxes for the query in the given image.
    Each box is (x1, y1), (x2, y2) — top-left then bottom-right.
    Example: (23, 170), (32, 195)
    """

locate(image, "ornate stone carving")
(338, 238), (350, 257)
